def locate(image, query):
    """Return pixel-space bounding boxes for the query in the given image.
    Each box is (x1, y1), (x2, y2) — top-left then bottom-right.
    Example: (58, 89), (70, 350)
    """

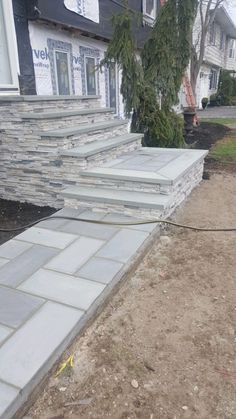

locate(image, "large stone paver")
(19, 269), (105, 310)
(102, 213), (157, 233)
(16, 227), (77, 249)
(38, 208), (85, 230)
(0, 240), (32, 259)
(97, 229), (149, 263)
(45, 236), (105, 274)
(0, 287), (44, 328)
(0, 245), (59, 288)
(77, 257), (124, 284)
(0, 302), (83, 389)
(60, 220), (118, 240)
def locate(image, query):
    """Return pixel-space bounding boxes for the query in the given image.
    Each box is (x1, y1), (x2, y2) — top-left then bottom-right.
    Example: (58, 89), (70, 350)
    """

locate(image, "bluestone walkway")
(0, 207), (158, 419)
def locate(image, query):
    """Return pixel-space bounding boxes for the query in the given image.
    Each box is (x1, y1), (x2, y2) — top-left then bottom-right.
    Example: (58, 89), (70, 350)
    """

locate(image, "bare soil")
(26, 166), (236, 418)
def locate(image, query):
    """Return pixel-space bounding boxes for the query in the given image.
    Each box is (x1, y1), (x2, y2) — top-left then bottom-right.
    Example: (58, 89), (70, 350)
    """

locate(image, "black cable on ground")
(0, 215), (236, 233)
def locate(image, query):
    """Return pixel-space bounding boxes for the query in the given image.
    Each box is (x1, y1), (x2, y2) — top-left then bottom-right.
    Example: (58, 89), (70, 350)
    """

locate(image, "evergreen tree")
(101, 0), (197, 147)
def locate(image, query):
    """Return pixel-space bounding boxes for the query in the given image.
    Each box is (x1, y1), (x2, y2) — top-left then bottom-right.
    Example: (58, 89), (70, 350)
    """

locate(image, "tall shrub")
(101, 0), (197, 147)
(218, 70), (234, 105)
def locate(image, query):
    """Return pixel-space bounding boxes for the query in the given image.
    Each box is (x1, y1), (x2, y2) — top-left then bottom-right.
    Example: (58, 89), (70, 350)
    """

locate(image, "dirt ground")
(25, 163), (236, 419)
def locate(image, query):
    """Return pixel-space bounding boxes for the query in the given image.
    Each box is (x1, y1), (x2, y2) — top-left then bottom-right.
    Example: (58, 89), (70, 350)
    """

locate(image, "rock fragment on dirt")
(131, 379), (139, 389)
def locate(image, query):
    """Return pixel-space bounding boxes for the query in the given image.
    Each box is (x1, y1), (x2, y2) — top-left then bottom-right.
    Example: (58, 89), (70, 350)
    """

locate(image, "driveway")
(199, 106), (236, 119)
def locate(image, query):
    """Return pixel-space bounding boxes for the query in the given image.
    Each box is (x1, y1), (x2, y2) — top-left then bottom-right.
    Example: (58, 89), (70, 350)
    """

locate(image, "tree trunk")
(190, 47), (200, 104)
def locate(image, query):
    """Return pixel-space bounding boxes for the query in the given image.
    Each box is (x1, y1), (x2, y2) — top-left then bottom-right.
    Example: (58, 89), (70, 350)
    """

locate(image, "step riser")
(63, 196), (167, 220)
(38, 124), (129, 151)
(21, 111), (114, 131)
(1, 113), (115, 139)
(79, 177), (163, 193)
(61, 139), (142, 172)
(2, 124), (129, 153)
(0, 97), (101, 118)
(79, 160), (204, 194)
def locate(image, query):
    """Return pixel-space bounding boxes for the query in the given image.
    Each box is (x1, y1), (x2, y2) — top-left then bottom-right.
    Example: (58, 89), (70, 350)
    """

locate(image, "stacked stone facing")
(0, 96), (140, 207)
(0, 95), (207, 218)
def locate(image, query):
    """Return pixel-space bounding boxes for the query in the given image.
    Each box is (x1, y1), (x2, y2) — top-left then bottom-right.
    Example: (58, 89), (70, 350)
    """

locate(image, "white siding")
(204, 23), (225, 68)
(184, 6), (236, 109)
(225, 38), (236, 71)
(192, 6), (236, 71)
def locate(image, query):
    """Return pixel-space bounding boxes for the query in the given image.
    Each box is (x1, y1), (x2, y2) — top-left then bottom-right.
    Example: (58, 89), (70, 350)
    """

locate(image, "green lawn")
(210, 138), (236, 161)
(203, 118), (236, 125)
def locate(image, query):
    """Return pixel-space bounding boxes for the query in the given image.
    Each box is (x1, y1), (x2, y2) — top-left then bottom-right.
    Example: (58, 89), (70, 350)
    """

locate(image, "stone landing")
(62, 148), (208, 219)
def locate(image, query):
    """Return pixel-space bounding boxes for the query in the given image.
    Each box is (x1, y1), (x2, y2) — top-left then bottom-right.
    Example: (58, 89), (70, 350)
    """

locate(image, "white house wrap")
(64, 0), (99, 23)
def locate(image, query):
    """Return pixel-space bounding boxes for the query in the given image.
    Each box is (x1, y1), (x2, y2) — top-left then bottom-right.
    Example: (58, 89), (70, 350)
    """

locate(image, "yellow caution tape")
(55, 354), (74, 377)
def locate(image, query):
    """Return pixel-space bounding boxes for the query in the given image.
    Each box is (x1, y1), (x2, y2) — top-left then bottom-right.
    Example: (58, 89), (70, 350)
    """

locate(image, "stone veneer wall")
(63, 158), (205, 219)
(0, 97), (133, 208)
(78, 159), (204, 195)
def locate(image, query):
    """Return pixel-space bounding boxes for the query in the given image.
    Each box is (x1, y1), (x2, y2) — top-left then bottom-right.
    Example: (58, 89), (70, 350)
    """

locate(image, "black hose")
(0, 215), (236, 233)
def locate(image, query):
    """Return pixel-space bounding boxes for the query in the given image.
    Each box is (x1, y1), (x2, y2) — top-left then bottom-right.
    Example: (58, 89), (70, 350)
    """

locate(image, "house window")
(229, 39), (235, 58)
(209, 22), (216, 45)
(143, 0), (157, 19)
(209, 69), (218, 90)
(85, 56), (97, 95)
(108, 62), (117, 112)
(220, 31), (225, 50)
(54, 50), (72, 95)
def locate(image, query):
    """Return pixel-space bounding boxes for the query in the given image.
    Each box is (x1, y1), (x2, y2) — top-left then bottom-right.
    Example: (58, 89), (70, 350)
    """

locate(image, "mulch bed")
(185, 121), (236, 175)
(0, 199), (56, 246)
(185, 121), (230, 149)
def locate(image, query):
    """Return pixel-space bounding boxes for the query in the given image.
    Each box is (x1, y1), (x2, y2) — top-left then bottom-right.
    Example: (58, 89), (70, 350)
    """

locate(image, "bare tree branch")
(190, 0), (227, 101)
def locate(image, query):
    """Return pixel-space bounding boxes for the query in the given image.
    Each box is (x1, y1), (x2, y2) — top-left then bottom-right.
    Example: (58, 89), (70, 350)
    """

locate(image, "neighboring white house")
(194, 6), (236, 108)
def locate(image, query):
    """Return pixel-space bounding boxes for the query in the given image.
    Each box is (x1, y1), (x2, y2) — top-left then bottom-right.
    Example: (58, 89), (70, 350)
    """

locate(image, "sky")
(228, 3), (236, 23)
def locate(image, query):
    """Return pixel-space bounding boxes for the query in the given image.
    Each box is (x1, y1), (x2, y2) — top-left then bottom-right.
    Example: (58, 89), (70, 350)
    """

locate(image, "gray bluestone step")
(80, 167), (172, 184)
(60, 133), (143, 158)
(61, 186), (171, 210)
(20, 107), (114, 120)
(0, 95), (100, 102)
(39, 119), (129, 138)
(80, 149), (208, 191)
